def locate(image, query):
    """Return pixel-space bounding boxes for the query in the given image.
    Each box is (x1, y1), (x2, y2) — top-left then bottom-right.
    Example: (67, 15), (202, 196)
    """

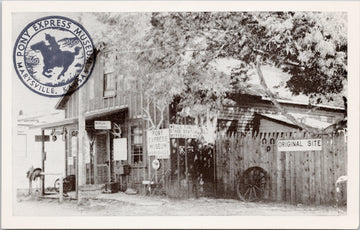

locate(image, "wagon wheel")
(237, 167), (269, 202)
(54, 179), (61, 192)
(54, 178), (71, 193)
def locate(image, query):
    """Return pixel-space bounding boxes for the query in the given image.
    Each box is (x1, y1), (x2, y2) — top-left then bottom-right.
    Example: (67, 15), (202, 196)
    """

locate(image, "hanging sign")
(35, 135), (50, 142)
(147, 129), (170, 159)
(169, 124), (200, 139)
(277, 139), (322, 151)
(94, 121), (111, 130)
(71, 136), (77, 156)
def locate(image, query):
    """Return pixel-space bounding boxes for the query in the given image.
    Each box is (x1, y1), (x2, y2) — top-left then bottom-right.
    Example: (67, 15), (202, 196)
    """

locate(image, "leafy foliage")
(146, 12), (347, 102)
(86, 12), (347, 134)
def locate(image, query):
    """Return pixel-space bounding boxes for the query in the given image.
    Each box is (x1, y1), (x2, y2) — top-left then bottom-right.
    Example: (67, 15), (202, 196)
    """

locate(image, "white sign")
(113, 138), (128, 161)
(169, 124), (201, 139)
(147, 129), (170, 159)
(94, 120), (111, 130)
(71, 136), (77, 156)
(277, 139), (322, 151)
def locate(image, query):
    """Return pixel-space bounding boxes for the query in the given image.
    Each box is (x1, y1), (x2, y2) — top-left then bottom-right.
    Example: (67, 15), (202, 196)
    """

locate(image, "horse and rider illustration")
(30, 34), (81, 79)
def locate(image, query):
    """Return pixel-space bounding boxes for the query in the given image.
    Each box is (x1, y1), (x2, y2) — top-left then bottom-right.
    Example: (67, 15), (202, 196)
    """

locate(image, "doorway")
(94, 132), (110, 184)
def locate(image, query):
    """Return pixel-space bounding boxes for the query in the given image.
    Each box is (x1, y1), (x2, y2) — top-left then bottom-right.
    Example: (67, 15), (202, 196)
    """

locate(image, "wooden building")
(38, 51), (346, 197)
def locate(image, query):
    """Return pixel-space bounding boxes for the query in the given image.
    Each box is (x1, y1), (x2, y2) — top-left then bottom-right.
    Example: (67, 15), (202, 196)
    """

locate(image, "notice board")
(147, 129), (170, 159)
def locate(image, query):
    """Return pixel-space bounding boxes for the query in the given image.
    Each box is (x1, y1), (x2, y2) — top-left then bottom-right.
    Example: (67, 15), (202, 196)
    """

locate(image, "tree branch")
(256, 60), (321, 134)
(155, 104), (165, 129)
(143, 100), (156, 130)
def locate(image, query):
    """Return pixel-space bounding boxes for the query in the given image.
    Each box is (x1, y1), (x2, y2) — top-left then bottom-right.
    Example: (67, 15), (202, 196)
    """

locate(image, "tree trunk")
(256, 61), (322, 134)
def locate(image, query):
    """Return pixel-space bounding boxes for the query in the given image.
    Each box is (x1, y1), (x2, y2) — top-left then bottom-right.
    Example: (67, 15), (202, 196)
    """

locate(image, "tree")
(141, 12), (347, 134)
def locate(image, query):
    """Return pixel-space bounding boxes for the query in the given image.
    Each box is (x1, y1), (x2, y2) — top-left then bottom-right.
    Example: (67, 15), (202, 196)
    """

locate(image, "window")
(130, 124), (143, 166)
(104, 72), (117, 97)
(103, 52), (117, 97)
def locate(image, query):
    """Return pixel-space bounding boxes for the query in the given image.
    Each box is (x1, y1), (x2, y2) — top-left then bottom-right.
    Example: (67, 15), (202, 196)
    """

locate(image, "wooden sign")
(94, 120), (111, 130)
(147, 129), (170, 159)
(35, 135), (50, 142)
(169, 124), (200, 139)
(277, 139), (322, 151)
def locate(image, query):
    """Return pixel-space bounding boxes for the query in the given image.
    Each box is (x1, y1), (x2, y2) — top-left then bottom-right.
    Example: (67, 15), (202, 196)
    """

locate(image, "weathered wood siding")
(215, 131), (347, 204)
(219, 99), (344, 133)
(64, 55), (144, 119)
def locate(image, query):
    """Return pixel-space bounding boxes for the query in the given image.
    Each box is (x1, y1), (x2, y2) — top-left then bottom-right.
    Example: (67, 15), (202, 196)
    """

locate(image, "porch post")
(41, 129), (45, 196)
(78, 86), (86, 202)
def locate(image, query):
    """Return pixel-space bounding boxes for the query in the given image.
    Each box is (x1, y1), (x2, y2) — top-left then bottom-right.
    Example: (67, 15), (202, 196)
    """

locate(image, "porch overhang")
(30, 105), (128, 130)
(31, 118), (78, 130)
(85, 105), (128, 120)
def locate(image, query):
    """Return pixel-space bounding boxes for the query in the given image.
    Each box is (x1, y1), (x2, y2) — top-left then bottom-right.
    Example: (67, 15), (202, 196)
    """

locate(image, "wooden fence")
(215, 131), (347, 205)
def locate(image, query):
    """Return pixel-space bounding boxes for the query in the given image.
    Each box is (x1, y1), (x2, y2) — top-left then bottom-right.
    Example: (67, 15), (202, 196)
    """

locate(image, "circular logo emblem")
(13, 16), (96, 97)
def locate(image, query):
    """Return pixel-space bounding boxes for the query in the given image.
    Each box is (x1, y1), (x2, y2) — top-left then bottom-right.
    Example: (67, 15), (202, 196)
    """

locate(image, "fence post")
(29, 179), (32, 196)
(59, 176), (64, 203)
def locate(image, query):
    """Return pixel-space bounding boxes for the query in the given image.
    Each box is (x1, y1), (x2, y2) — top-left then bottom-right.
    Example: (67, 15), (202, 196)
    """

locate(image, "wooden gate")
(215, 131), (347, 204)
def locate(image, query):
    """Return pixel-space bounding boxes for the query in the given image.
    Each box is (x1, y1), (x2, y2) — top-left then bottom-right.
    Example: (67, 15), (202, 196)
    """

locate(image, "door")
(95, 132), (110, 184)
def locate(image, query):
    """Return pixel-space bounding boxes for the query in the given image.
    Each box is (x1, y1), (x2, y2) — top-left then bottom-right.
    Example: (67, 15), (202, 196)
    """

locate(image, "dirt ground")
(14, 192), (346, 216)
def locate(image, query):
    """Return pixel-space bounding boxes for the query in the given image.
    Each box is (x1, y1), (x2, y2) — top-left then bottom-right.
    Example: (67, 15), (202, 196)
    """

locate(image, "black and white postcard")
(2, 1), (359, 229)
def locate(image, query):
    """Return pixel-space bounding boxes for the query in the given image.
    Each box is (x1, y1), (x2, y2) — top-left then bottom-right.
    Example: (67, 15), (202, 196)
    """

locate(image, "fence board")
(285, 152), (291, 202)
(320, 136), (326, 204)
(323, 137), (330, 203)
(333, 136), (340, 186)
(302, 151), (310, 205)
(229, 136), (235, 193)
(269, 141), (275, 201)
(309, 150), (315, 203)
(315, 147), (321, 205)
(276, 148), (282, 201)
(264, 138), (270, 200)
(281, 151), (286, 201)
(329, 137), (336, 203)
(290, 152), (296, 203)
(338, 132), (346, 177)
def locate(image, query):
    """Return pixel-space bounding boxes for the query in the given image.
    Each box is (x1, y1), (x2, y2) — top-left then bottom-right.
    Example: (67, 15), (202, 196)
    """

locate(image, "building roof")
(260, 97), (345, 111)
(18, 111), (65, 129)
(259, 113), (333, 130)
